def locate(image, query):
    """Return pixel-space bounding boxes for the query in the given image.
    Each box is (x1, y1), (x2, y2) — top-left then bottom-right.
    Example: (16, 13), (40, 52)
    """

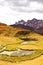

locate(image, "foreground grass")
(0, 35), (43, 63)
(0, 55), (43, 65)
(0, 50), (42, 63)
(0, 36), (43, 51)
(19, 41), (43, 50)
(0, 36), (23, 45)
(0, 36), (23, 51)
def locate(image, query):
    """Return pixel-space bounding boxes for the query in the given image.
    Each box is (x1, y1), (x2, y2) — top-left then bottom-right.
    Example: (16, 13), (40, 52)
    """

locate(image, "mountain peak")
(32, 18), (37, 21)
(11, 18), (43, 35)
(19, 20), (25, 22)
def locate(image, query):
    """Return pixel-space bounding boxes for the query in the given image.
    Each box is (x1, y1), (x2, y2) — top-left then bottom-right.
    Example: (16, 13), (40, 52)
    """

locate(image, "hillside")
(0, 22), (43, 42)
(0, 22), (43, 64)
(0, 22), (39, 36)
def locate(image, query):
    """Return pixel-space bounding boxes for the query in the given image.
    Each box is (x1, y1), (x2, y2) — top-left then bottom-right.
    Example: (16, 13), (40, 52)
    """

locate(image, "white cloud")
(0, 11), (43, 25)
(29, 2), (43, 11)
(0, 0), (43, 25)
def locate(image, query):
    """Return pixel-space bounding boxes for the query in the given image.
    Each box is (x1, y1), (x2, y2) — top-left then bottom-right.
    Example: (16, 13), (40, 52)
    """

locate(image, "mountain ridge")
(11, 18), (43, 35)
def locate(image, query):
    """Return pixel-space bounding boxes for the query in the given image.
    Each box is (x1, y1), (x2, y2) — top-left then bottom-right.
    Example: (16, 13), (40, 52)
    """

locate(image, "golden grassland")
(0, 25), (43, 65)
(0, 34), (43, 51)
(0, 36), (23, 45)
(19, 41), (43, 50)
(0, 50), (42, 62)
(0, 36), (23, 51)
(0, 55), (43, 65)
(0, 35), (43, 65)
(0, 24), (32, 37)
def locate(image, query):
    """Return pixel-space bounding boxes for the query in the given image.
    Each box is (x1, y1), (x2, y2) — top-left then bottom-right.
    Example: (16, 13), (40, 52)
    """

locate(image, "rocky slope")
(11, 18), (43, 35)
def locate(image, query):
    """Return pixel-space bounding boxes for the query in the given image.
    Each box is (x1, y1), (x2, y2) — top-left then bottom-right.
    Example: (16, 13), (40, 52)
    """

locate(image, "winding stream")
(0, 41), (36, 56)
(0, 41), (42, 62)
(0, 49), (35, 56)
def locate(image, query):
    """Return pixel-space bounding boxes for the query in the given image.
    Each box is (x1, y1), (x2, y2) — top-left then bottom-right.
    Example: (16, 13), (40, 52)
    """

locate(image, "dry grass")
(0, 55), (43, 65)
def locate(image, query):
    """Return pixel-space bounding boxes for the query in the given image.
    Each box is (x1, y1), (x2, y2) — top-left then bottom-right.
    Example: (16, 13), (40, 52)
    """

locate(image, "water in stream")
(0, 49), (35, 56)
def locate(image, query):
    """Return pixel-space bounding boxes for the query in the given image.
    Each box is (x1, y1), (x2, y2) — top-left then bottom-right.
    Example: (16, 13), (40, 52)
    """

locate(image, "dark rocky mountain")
(10, 18), (43, 35)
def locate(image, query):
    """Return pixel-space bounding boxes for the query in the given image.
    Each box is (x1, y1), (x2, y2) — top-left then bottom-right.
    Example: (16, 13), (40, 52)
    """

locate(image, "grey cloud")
(17, 8), (43, 13)
(6, 0), (43, 6)
(30, 0), (43, 3)
(6, 0), (29, 6)
(5, 0), (43, 13)
(0, 0), (5, 6)
(5, 0), (30, 12)
(35, 10), (43, 13)
(0, 0), (8, 6)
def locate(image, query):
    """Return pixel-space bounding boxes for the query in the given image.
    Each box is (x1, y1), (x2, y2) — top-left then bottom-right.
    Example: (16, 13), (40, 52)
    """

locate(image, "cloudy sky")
(0, 0), (43, 25)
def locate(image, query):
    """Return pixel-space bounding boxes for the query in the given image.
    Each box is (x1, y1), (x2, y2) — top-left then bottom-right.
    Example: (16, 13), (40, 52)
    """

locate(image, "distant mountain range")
(11, 18), (43, 35)
(0, 18), (43, 36)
